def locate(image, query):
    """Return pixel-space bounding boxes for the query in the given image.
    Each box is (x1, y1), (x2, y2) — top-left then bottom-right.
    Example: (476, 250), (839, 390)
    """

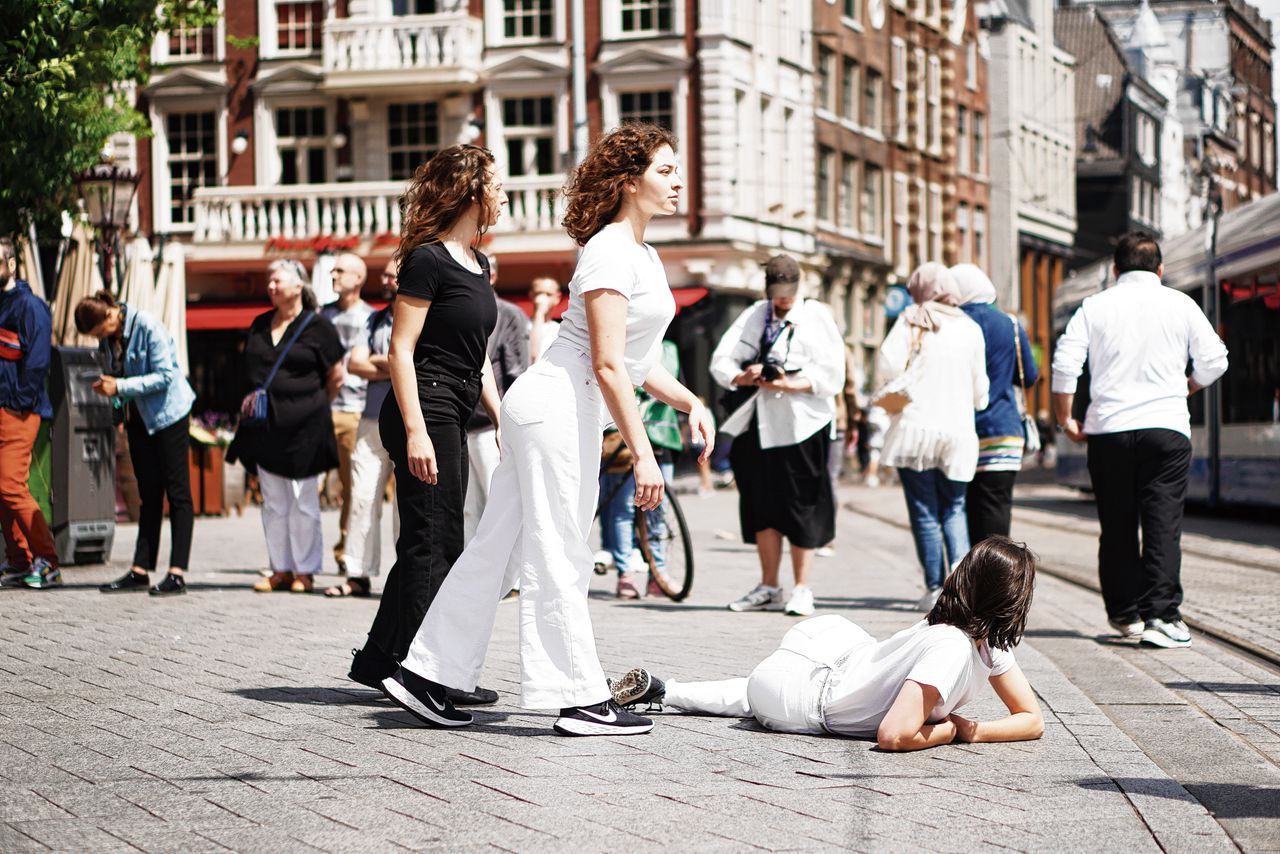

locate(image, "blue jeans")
(599, 463), (674, 576)
(898, 468), (971, 590)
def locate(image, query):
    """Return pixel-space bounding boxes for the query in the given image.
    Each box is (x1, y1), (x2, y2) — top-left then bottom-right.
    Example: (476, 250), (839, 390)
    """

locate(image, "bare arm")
(325, 362), (344, 402)
(1052, 391), (1085, 443)
(586, 289), (662, 511)
(949, 664), (1044, 744)
(389, 296), (437, 483)
(347, 345), (389, 381)
(479, 353), (501, 430)
(876, 680), (958, 752)
(641, 361), (715, 464)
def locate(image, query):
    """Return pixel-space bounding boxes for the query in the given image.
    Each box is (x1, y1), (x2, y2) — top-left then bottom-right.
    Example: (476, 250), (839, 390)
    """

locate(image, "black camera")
(742, 357), (786, 382)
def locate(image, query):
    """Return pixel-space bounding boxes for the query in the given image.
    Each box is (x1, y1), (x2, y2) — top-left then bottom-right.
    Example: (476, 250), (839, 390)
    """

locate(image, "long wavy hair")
(927, 536), (1037, 651)
(396, 144), (496, 266)
(562, 123), (678, 246)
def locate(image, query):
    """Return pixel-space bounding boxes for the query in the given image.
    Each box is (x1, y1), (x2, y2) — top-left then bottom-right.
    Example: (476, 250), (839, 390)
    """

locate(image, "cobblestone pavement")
(0, 483), (1269, 852)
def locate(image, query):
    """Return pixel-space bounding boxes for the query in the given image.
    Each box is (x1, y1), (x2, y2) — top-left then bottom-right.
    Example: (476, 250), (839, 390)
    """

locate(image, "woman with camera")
(710, 255), (846, 617)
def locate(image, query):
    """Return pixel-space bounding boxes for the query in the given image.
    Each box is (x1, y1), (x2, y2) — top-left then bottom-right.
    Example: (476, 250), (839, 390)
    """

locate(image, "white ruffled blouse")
(875, 308), (989, 482)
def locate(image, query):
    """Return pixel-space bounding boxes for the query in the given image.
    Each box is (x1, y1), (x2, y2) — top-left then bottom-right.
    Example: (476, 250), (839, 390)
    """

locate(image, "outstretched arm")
(641, 361), (714, 464)
(876, 680), (958, 751)
(948, 664), (1044, 744)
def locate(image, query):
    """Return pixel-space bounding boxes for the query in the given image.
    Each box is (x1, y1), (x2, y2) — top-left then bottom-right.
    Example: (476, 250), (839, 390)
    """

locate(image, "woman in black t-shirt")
(227, 259), (344, 593)
(347, 146), (506, 704)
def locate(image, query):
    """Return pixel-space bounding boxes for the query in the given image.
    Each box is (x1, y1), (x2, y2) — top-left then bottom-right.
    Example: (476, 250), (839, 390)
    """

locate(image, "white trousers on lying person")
(664, 615), (871, 734)
(401, 346), (611, 709)
(257, 469), (324, 575)
(344, 417), (398, 579)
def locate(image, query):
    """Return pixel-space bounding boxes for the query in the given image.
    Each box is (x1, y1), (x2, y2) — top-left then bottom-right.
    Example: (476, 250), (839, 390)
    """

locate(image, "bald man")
(322, 253), (374, 573)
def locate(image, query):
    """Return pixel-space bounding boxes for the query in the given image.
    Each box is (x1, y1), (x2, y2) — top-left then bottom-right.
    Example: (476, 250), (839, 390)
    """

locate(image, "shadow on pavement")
(230, 686), (387, 705)
(1163, 681), (1280, 695)
(816, 596), (920, 613)
(1078, 779), (1280, 819)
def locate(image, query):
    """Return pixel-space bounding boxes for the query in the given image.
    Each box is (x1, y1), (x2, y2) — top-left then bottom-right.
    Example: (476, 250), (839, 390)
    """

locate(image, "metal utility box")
(47, 346), (115, 565)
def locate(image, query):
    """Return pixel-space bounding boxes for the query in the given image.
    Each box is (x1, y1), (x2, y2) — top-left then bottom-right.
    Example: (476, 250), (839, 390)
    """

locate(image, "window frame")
(387, 101), (443, 182)
(150, 98), (226, 234)
(492, 0), (559, 44)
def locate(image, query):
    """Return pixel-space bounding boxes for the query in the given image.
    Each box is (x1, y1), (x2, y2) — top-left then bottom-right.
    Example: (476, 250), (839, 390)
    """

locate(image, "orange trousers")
(0, 408), (57, 568)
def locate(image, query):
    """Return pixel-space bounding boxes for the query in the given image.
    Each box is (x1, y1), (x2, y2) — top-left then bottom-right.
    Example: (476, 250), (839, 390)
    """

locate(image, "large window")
(502, 97), (556, 176)
(503, 0), (553, 39)
(928, 183), (942, 262)
(864, 70), (883, 133)
(842, 58), (860, 123)
(891, 40), (907, 143)
(957, 107), (969, 175)
(393, 0), (437, 12)
(893, 172), (909, 275)
(275, 1), (323, 53)
(973, 206), (987, 269)
(927, 55), (941, 154)
(1220, 282), (1280, 423)
(276, 106), (327, 185)
(840, 155), (858, 231)
(818, 48), (836, 114)
(914, 48), (927, 151)
(620, 0), (675, 34)
(167, 21), (215, 60)
(388, 103), (440, 181)
(619, 90), (674, 129)
(956, 202), (970, 263)
(862, 164), (884, 240)
(973, 112), (987, 174)
(817, 146), (834, 223)
(166, 111), (217, 226)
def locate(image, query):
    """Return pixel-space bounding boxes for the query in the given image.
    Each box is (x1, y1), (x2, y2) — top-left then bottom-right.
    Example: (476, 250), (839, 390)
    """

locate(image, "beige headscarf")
(903, 262), (962, 331)
(950, 263), (998, 306)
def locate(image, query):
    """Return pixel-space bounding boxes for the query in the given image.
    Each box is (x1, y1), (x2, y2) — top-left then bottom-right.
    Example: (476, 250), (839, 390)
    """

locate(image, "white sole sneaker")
(1140, 628), (1191, 649)
(553, 717), (654, 736)
(1108, 618), (1144, 639)
(381, 674), (473, 727)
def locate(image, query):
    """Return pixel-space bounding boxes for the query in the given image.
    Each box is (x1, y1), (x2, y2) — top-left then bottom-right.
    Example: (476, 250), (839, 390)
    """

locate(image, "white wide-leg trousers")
(258, 470), (324, 575)
(344, 417), (398, 579)
(401, 347), (611, 709)
(463, 425), (502, 546)
(664, 615), (873, 734)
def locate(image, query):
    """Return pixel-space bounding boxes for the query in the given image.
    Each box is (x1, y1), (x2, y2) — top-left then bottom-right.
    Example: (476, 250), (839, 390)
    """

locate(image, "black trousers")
(966, 470), (1019, 545)
(127, 412), (194, 570)
(1086, 428), (1192, 622)
(361, 377), (479, 670)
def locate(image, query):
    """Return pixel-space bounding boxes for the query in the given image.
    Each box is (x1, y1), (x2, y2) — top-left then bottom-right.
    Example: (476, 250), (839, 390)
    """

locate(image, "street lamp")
(74, 161), (141, 292)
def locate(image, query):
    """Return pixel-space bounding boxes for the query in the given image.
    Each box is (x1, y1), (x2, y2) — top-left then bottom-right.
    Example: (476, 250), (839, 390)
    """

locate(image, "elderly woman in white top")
(711, 255), (846, 618)
(877, 263), (989, 610)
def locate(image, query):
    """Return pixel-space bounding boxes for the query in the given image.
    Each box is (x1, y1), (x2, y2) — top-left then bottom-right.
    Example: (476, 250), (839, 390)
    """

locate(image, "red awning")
(501, 286), (709, 319)
(187, 300), (391, 331)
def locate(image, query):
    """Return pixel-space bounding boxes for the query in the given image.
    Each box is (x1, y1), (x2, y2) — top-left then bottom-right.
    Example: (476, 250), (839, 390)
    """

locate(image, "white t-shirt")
(823, 620), (1016, 737)
(550, 223), (675, 386)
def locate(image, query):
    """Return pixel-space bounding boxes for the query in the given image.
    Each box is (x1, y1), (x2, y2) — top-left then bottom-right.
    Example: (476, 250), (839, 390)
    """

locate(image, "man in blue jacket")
(0, 238), (59, 589)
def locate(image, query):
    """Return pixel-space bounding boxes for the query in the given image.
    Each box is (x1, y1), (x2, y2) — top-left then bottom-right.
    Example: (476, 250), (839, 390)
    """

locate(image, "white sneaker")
(1108, 617), (1144, 639)
(728, 584), (784, 612)
(916, 587), (941, 611)
(815, 546), (835, 558)
(1140, 618), (1192, 649)
(784, 586), (815, 616)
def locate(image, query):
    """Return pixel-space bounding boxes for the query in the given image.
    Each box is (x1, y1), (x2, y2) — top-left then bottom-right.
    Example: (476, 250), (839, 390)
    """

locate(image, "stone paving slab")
(0, 486), (1245, 852)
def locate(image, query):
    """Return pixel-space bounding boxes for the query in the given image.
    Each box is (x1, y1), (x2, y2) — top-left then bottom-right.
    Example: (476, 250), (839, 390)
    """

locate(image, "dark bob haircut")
(926, 536), (1037, 651)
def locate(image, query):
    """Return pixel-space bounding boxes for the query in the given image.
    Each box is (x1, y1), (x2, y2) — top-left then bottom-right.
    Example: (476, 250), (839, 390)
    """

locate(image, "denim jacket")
(102, 306), (196, 434)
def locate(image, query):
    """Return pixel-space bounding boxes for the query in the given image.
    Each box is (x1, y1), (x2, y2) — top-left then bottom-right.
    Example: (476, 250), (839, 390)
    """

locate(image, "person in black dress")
(227, 259), (345, 593)
(347, 145), (507, 705)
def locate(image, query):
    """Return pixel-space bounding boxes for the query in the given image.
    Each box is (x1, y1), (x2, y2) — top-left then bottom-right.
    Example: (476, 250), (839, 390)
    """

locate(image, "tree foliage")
(0, 0), (218, 238)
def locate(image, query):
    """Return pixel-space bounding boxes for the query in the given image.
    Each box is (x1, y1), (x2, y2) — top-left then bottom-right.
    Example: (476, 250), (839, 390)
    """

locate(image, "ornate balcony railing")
(322, 13), (482, 79)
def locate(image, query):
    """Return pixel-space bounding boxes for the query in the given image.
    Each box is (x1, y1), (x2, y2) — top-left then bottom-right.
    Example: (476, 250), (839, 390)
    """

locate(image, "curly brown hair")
(927, 536), (1037, 651)
(561, 123), (678, 246)
(396, 144), (496, 266)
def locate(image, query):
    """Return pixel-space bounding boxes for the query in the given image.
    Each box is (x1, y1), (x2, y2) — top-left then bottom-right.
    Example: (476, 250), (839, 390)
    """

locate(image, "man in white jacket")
(1051, 231), (1228, 649)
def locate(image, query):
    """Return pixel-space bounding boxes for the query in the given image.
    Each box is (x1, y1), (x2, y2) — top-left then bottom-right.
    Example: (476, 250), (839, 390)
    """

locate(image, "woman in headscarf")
(950, 264), (1039, 546)
(875, 263), (989, 610)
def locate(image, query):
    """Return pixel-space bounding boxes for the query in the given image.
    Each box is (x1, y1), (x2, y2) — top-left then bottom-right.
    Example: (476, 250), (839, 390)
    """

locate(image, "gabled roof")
(978, 0), (1034, 30)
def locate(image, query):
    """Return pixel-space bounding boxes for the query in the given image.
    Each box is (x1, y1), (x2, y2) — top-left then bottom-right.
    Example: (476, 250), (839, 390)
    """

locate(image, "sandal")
(290, 575), (314, 593)
(324, 579), (370, 598)
(253, 571), (294, 592)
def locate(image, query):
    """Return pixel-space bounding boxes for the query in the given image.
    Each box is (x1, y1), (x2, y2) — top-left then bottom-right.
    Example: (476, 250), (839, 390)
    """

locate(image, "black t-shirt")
(232, 309), (345, 478)
(398, 243), (498, 383)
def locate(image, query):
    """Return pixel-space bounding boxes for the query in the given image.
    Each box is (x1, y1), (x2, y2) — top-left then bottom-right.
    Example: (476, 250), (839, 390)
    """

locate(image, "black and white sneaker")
(610, 668), (666, 709)
(553, 699), (653, 736)
(380, 668), (473, 728)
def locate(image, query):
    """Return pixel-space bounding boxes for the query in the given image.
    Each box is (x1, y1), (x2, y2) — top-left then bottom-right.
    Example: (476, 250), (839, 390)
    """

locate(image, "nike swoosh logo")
(424, 690), (447, 713)
(579, 707), (618, 723)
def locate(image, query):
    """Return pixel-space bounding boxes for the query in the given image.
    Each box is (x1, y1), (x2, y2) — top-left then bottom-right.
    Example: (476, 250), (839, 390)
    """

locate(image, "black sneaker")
(610, 668), (665, 709)
(149, 573), (186, 596)
(381, 668), (473, 728)
(446, 686), (499, 706)
(553, 699), (653, 736)
(348, 647), (398, 690)
(100, 570), (150, 593)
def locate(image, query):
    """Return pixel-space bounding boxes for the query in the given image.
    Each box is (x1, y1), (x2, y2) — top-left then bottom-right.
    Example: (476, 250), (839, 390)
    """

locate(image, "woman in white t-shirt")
(380, 124), (716, 737)
(610, 537), (1043, 751)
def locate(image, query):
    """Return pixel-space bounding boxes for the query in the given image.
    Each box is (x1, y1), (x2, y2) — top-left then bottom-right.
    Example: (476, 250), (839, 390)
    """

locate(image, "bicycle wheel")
(635, 489), (695, 602)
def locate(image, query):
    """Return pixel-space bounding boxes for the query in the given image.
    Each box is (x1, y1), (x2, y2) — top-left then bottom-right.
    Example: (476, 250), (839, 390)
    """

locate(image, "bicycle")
(593, 437), (695, 602)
